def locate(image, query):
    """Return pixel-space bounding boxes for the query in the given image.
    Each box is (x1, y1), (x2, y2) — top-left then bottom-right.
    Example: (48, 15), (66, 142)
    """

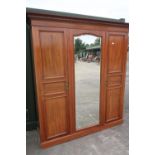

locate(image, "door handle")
(65, 82), (69, 90)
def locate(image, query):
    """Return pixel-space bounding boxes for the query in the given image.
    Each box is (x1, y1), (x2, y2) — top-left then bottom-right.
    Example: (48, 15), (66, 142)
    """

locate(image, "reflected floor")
(75, 61), (100, 129)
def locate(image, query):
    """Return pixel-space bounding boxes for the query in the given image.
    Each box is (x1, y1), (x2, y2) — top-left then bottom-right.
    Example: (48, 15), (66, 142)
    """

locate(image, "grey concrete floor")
(26, 56), (129, 155)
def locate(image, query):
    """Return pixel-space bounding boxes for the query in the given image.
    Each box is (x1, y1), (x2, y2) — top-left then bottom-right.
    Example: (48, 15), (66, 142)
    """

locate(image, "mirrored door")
(73, 34), (102, 130)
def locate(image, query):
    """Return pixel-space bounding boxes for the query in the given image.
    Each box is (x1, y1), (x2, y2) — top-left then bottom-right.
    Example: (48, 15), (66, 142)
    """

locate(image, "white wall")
(26, 0), (129, 22)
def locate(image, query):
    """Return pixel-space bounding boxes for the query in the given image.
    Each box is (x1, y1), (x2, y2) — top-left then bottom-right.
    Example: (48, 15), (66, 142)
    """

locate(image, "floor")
(26, 56), (129, 155)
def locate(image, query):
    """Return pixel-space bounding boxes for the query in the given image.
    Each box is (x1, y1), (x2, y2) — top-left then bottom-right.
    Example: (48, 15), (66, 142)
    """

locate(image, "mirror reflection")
(74, 34), (101, 130)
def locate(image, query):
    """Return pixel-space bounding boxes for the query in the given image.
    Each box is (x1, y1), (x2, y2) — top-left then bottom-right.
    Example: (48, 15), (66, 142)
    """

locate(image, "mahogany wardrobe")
(27, 8), (129, 148)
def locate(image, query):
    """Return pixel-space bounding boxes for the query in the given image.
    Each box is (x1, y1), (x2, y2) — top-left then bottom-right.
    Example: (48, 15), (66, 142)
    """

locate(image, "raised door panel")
(40, 32), (65, 79)
(106, 87), (121, 122)
(108, 35), (124, 73)
(44, 97), (67, 139)
(44, 82), (65, 95)
(31, 27), (69, 142)
(105, 32), (128, 123)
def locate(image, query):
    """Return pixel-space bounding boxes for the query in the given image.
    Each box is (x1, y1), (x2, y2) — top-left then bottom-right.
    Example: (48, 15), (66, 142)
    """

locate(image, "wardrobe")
(27, 8), (129, 148)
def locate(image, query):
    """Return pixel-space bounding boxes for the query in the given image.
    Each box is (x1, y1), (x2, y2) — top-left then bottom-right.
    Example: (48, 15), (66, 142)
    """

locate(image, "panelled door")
(105, 32), (128, 122)
(31, 26), (70, 142)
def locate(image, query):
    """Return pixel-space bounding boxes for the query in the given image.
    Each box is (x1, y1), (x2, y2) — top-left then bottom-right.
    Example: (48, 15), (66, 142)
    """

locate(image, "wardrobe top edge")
(26, 8), (129, 27)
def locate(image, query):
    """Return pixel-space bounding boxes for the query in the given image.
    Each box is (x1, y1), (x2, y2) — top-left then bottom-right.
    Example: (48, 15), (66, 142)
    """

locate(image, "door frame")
(68, 29), (107, 133)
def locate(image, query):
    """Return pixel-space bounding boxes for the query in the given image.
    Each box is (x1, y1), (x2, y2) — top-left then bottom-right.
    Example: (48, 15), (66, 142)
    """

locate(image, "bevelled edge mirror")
(74, 34), (102, 130)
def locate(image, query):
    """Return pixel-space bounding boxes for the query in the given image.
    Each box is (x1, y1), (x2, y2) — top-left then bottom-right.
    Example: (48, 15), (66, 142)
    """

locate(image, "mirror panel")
(74, 34), (101, 130)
